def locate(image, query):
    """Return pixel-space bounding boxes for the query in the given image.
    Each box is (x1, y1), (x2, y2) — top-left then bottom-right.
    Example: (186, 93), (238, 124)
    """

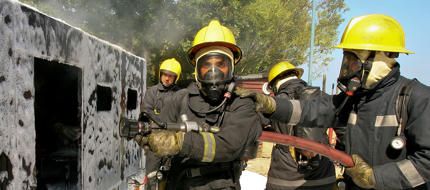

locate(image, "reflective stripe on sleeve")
(347, 113), (357, 125)
(267, 176), (335, 187)
(287, 100), (301, 125)
(396, 160), (426, 187)
(200, 132), (216, 162)
(375, 115), (398, 127)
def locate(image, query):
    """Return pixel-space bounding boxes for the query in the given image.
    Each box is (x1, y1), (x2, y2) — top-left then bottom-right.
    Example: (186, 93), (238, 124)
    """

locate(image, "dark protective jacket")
(270, 66), (430, 189)
(142, 83), (180, 115)
(142, 83), (180, 190)
(158, 82), (262, 190)
(266, 79), (336, 190)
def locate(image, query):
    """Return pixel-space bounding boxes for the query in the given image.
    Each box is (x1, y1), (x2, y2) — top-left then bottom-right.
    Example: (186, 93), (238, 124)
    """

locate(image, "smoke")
(19, 0), (197, 85)
(19, 0), (107, 32)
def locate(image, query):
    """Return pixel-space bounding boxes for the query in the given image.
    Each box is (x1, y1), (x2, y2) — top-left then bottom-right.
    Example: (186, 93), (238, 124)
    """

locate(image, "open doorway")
(34, 58), (82, 189)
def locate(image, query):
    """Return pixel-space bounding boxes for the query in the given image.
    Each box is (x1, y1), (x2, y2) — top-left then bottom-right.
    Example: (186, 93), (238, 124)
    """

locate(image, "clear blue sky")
(303, 0), (430, 93)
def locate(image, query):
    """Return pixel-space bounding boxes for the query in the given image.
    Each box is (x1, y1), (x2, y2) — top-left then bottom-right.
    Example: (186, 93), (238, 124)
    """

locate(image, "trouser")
(165, 161), (242, 190)
(266, 145), (336, 190)
(144, 151), (161, 190)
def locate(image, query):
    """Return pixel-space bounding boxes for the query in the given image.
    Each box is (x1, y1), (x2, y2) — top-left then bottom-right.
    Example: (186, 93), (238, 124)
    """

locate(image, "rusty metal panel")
(236, 78), (267, 93)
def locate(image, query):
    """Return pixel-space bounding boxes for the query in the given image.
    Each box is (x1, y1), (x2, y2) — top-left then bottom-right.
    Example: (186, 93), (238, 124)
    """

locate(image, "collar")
(186, 82), (220, 114)
(186, 82), (201, 95)
(275, 76), (298, 90)
(276, 79), (307, 95)
(157, 83), (176, 92)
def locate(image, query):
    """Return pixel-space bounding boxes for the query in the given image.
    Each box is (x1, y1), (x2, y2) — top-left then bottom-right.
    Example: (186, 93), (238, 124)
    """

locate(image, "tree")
(20, 0), (347, 85)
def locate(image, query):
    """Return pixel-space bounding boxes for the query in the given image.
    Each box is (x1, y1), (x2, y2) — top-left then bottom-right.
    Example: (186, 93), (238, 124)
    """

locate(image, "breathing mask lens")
(338, 51), (363, 81)
(197, 53), (232, 83)
(196, 52), (233, 102)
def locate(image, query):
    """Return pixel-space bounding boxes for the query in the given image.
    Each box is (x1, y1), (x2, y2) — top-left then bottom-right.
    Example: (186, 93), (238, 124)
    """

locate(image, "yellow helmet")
(159, 58), (181, 83)
(187, 20), (242, 65)
(334, 14), (413, 54)
(268, 61), (303, 85)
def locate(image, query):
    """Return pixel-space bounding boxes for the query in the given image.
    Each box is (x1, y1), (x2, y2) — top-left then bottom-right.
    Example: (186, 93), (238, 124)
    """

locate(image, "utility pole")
(331, 83), (335, 95)
(308, 0), (316, 86)
(322, 74), (326, 92)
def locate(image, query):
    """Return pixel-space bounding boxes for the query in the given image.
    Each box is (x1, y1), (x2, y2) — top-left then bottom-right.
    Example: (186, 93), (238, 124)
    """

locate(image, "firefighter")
(142, 58), (182, 115)
(236, 14), (430, 189)
(142, 58), (181, 190)
(265, 61), (336, 190)
(135, 20), (261, 190)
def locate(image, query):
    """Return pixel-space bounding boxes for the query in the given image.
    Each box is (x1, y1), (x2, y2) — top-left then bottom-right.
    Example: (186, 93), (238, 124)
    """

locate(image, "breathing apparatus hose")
(188, 96), (228, 114)
(188, 82), (235, 115)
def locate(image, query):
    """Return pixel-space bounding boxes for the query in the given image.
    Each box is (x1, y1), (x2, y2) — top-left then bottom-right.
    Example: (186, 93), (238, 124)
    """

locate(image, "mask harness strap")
(360, 51), (375, 89)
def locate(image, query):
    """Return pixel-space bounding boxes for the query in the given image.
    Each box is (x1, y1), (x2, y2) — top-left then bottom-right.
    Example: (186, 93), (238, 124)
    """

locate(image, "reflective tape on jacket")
(374, 115), (398, 127)
(347, 114), (399, 127)
(396, 160), (426, 187)
(200, 132), (216, 162)
(347, 113), (357, 125)
(287, 100), (301, 125)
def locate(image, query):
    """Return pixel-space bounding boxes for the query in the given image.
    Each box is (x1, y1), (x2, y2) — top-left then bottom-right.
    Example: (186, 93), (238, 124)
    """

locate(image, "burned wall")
(0, 1), (146, 189)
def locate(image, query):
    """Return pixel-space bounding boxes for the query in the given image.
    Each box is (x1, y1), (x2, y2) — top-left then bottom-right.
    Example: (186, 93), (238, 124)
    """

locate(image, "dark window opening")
(34, 58), (81, 189)
(96, 85), (112, 111)
(127, 88), (137, 110)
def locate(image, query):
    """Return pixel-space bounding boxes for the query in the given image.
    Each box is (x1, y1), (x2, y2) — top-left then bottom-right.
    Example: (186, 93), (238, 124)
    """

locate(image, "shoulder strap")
(395, 78), (418, 136)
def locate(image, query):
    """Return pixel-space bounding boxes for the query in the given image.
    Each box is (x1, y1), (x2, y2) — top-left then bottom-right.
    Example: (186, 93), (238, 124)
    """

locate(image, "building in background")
(236, 73), (268, 94)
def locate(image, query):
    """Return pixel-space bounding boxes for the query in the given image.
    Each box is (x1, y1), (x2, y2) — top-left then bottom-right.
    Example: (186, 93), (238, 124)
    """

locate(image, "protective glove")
(134, 134), (149, 150)
(345, 154), (376, 189)
(235, 87), (276, 114)
(135, 130), (184, 157)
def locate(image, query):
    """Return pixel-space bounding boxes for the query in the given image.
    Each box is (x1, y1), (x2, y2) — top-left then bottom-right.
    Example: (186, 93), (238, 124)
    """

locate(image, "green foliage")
(20, 0), (347, 85)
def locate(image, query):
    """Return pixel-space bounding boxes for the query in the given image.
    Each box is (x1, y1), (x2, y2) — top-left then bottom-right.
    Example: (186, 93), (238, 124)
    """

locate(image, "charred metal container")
(0, 1), (146, 189)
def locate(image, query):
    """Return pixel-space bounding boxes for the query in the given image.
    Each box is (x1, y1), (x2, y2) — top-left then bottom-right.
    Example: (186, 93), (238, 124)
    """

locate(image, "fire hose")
(120, 113), (354, 167)
(259, 131), (354, 167)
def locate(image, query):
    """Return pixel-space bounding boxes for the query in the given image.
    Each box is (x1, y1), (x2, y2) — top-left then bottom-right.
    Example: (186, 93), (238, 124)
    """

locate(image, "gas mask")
(337, 50), (396, 95)
(195, 49), (234, 103)
(337, 50), (374, 95)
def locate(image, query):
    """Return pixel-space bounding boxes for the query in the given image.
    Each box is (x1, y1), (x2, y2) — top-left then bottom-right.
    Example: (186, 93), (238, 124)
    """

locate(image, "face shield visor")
(337, 51), (366, 95)
(197, 52), (233, 83)
(196, 52), (233, 102)
(338, 51), (363, 82)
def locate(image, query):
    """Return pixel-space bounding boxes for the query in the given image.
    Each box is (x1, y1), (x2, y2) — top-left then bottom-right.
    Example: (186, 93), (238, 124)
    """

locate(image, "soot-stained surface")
(0, 1), (147, 189)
